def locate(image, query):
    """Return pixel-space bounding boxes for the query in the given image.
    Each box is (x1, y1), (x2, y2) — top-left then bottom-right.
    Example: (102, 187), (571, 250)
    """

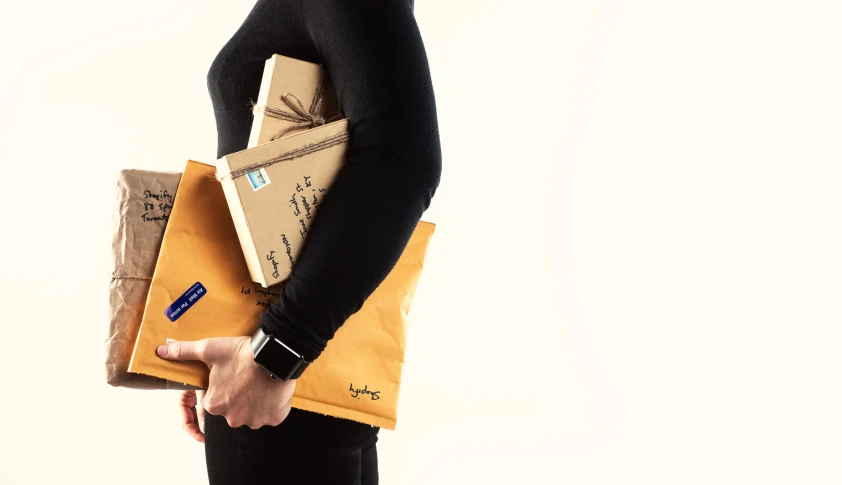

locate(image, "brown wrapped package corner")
(129, 160), (436, 429)
(248, 54), (340, 148)
(106, 169), (181, 389)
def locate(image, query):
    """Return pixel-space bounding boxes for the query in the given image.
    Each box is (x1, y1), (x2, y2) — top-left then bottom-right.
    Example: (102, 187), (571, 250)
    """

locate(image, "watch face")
(254, 337), (302, 381)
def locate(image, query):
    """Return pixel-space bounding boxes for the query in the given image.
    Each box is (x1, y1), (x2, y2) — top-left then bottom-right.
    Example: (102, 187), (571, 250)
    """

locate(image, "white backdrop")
(1, 0), (841, 483)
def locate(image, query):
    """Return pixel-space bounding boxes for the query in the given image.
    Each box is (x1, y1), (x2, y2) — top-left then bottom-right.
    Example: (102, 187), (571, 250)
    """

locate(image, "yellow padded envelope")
(129, 160), (435, 429)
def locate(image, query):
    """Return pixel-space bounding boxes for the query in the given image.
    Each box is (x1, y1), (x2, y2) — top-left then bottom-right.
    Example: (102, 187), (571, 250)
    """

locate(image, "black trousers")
(204, 407), (380, 484)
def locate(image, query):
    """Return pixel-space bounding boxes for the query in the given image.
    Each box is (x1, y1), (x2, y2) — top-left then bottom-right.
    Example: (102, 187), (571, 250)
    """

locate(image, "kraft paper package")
(249, 54), (340, 148)
(106, 169), (181, 389)
(217, 119), (349, 287)
(129, 160), (435, 429)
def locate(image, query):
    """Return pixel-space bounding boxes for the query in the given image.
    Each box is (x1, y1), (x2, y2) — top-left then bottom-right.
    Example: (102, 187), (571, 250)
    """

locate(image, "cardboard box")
(106, 169), (180, 390)
(128, 160), (436, 428)
(248, 54), (340, 148)
(217, 119), (350, 287)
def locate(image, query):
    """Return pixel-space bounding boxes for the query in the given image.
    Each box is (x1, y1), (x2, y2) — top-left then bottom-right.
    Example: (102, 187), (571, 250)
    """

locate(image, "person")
(152, 0), (441, 483)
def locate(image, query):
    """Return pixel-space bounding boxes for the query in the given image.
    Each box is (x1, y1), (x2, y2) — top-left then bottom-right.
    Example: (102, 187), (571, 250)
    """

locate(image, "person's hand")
(178, 389), (205, 443)
(157, 336), (296, 429)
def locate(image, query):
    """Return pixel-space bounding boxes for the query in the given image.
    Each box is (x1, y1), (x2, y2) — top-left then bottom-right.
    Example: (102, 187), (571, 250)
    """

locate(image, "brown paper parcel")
(248, 54), (340, 148)
(217, 119), (350, 287)
(129, 160), (435, 429)
(106, 169), (181, 389)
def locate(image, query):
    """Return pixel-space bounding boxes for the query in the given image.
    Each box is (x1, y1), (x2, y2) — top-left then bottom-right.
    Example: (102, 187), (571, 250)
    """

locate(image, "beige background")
(1, 0), (841, 483)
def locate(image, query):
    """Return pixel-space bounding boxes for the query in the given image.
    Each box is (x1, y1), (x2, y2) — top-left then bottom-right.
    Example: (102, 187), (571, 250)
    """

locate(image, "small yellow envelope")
(129, 160), (434, 429)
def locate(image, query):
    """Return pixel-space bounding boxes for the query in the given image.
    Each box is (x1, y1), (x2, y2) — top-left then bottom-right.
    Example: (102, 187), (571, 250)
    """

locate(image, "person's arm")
(258, 0), (442, 362)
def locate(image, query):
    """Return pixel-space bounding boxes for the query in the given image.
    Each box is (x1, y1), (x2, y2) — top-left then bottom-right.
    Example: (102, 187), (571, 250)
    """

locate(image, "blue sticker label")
(164, 282), (207, 322)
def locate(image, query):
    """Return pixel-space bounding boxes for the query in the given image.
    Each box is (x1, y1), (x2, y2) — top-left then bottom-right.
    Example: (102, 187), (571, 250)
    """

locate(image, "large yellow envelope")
(128, 160), (434, 429)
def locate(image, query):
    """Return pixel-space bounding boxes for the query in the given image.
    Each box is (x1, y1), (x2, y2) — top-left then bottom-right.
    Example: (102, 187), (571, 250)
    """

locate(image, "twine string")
(111, 274), (152, 281)
(217, 130), (349, 182)
(309, 74), (327, 118)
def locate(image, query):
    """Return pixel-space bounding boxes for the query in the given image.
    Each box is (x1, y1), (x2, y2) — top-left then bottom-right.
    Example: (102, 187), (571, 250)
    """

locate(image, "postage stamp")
(247, 168), (271, 191)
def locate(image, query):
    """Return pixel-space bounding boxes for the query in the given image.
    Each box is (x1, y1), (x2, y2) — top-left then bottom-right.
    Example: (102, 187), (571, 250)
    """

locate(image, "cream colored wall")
(1, 0), (841, 483)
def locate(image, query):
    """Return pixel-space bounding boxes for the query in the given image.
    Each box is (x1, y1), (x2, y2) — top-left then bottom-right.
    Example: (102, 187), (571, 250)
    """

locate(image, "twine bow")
(253, 92), (338, 141)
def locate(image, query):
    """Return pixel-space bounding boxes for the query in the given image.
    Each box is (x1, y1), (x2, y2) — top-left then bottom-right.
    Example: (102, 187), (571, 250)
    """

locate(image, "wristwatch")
(250, 326), (311, 381)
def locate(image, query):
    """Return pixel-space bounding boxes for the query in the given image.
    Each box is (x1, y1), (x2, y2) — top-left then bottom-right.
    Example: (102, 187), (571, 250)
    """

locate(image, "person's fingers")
(196, 390), (206, 433)
(178, 389), (197, 407)
(201, 390), (224, 416)
(188, 405), (205, 443)
(183, 419), (205, 443)
(157, 339), (207, 362)
(177, 390), (205, 443)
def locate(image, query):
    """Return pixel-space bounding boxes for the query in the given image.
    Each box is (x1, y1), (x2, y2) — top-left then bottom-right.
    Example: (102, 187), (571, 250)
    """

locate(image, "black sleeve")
(258, 0), (442, 362)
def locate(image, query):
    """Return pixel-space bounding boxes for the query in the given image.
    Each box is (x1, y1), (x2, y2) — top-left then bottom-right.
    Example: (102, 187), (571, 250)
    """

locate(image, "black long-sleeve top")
(207, 0), (441, 363)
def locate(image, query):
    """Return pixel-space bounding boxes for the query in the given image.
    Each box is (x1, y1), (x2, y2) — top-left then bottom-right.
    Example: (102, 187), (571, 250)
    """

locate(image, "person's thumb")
(157, 340), (205, 362)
